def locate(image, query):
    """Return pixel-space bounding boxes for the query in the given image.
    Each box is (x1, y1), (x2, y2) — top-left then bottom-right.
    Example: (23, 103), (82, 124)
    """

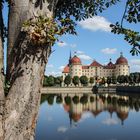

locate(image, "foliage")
(22, 16), (76, 46)
(56, 95), (63, 104)
(43, 75), (54, 87)
(56, 0), (140, 55)
(110, 23), (140, 55)
(47, 95), (54, 105)
(65, 96), (71, 105)
(40, 94), (48, 104)
(110, 0), (140, 55)
(101, 77), (106, 85)
(90, 96), (94, 102)
(73, 95), (79, 104)
(56, 0), (119, 21)
(80, 95), (88, 104)
(72, 76), (80, 86)
(124, 75), (130, 84)
(107, 77), (111, 85)
(80, 75), (88, 86)
(64, 75), (71, 86)
(54, 76), (63, 86)
(89, 77), (94, 84)
(117, 75), (125, 84)
(43, 75), (63, 87)
(111, 76), (117, 84)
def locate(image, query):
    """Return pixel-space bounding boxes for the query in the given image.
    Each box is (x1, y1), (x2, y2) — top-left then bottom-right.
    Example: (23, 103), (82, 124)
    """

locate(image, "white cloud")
(57, 41), (77, 48)
(46, 116), (53, 121)
(101, 48), (117, 54)
(46, 64), (54, 68)
(45, 71), (61, 76)
(77, 50), (84, 54)
(130, 59), (140, 72)
(78, 54), (92, 61)
(102, 118), (119, 125)
(79, 112), (92, 123)
(57, 41), (67, 47)
(79, 16), (111, 32)
(57, 126), (68, 133)
(69, 44), (77, 48)
(59, 65), (65, 71)
(130, 59), (140, 65)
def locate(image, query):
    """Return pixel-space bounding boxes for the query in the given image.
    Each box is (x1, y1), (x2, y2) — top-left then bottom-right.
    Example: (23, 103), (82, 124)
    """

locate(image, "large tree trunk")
(0, 6), (4, 140)
(4, 0), (57, 139)
(4, 44), (51, 140)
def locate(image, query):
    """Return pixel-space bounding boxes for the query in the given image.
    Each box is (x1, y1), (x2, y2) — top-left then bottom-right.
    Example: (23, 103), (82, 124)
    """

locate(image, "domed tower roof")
(116, 52), (128, 65)
(71, 55), (81, 65)
(62, 65), (69, 73)
(72, 113), (81, 122)
(117, 111), (128, 125)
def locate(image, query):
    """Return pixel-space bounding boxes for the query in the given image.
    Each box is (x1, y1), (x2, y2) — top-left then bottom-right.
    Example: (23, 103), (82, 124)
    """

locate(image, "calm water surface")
(35, 93), (140, 140)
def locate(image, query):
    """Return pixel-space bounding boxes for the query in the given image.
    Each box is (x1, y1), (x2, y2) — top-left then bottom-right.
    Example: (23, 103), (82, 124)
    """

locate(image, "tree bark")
(4, 0), (58, 139)
(4, 44), (51, 140)
(6, 0), (54, 81)
(0, 6), (4, 140)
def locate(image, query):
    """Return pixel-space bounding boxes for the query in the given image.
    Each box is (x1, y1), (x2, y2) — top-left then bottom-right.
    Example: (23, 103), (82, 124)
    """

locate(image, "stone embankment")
(41, 87), (93, 94)
(42, 86), (140, 94)
(98, 87), (116, 93)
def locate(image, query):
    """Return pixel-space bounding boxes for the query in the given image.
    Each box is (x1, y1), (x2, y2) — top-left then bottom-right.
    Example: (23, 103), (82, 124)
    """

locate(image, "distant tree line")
(43, 76), (63, 87)
(101, 73), (140, 86)
(43, 75), (94, 87)
(43, 73), (140, 87)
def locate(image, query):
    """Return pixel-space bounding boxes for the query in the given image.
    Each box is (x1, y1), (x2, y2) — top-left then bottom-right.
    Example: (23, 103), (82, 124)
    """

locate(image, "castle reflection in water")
(41, 93), (140, 125)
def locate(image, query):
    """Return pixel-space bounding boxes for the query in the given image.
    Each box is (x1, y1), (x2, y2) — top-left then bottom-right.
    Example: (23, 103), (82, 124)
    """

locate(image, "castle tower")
(70, 52), (82, 78)
(115, 52), (130, 77)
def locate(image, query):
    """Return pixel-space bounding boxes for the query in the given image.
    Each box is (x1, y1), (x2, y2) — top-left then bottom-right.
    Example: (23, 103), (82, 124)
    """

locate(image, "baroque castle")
(62, 52), (130, 79)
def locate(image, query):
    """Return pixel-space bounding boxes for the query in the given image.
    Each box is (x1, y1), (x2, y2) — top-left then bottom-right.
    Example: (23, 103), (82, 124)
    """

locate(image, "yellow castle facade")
(62, 52), (130, 79)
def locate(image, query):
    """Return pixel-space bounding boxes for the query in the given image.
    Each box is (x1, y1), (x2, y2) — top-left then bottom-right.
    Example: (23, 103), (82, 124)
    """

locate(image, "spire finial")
(69, 50), (72, 59)
(74, 51), (77, 56)
(120, 52), (123, 57)
(69, 50), (72, 65)
(110, 58), (112, 62)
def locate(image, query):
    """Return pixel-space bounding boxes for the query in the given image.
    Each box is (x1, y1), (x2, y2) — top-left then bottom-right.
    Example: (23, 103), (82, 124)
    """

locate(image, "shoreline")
(41, 86), (140, 94)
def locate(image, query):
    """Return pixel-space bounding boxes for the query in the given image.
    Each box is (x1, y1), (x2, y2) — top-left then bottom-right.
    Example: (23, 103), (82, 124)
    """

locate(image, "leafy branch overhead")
(1, 0), (140, 55)
(110, 0), (140, 55)
(55, 0), (140, 55)
(110, 23), (140, 56)
(22, 16), (76, 46)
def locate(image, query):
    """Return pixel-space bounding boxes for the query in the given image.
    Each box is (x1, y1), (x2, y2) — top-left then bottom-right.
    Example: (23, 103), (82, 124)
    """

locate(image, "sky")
(2, 1), (140, 76)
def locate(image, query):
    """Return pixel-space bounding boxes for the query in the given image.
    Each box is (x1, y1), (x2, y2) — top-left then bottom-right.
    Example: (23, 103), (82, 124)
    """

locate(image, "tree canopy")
(0, 0), (140, 55)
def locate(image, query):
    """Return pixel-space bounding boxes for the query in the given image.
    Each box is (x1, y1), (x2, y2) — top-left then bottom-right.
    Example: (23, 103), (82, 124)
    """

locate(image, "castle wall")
(115, 64), (129, 77)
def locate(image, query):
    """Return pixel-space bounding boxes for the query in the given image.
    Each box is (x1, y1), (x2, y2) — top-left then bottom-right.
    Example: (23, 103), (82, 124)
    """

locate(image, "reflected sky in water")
(35, 93), (140, 140)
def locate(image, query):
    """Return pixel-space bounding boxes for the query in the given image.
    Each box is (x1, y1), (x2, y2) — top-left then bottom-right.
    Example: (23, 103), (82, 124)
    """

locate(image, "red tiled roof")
(62, 65), (69, 73)
(63, 104), (70, 112)
(116, 56), (128, 65)
(104, 62), (116, 69)
(90, 60), (102, 67)
(71, 55), (81, 65)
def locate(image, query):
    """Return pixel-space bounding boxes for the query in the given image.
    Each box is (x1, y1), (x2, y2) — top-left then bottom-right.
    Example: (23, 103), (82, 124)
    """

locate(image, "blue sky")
(2, 1), (140, 76)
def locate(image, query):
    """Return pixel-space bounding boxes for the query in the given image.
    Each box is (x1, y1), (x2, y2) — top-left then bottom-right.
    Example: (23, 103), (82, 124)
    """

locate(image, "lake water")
(35, 93), (140, 140)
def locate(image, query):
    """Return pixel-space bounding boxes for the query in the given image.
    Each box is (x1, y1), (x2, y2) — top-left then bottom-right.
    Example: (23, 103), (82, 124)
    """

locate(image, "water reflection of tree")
(56, 96), (63, 104)
(47, 95), (55, 105)
(64, 96), (71, 105)
(43, 93), (140, 125)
